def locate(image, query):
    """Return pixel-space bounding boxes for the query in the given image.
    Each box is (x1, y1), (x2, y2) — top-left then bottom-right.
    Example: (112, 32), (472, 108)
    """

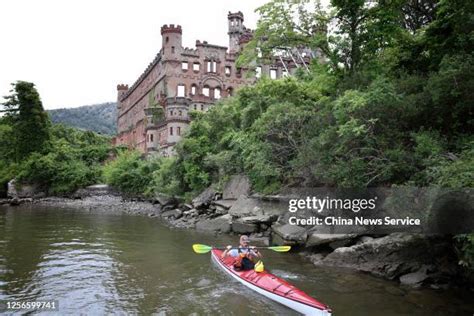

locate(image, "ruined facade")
(116, 12), (311, 156)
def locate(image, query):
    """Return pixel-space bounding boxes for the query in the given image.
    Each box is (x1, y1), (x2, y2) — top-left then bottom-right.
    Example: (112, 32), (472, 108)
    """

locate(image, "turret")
(228, 11), (244, 53)
(161, 24), (182, 56)
(116, 84), (129, 109)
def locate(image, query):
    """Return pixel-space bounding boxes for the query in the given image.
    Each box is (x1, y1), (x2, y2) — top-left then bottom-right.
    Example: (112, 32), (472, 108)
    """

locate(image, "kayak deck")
(211, 249), (331, 315)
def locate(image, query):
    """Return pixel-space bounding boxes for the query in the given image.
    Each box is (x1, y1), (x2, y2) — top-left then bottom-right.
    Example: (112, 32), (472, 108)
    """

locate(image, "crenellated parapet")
(228, 11), (244, 20)
(161, 24), (182, 35)
(117, 84), (129, 91)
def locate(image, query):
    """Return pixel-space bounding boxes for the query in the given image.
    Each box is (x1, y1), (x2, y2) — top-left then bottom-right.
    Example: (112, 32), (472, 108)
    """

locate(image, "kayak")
(211, 249), (332, 315)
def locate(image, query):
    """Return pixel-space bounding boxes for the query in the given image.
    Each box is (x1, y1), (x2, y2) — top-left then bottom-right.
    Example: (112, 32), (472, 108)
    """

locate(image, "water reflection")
(0, 205), (473, 315)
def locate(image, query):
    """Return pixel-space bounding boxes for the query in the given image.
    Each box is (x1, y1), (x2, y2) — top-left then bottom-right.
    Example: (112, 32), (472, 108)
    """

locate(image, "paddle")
(192, 243), (291, 254)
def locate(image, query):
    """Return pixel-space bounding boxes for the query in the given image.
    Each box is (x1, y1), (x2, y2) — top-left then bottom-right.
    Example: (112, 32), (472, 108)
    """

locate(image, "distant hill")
(48, 102), (117, 135)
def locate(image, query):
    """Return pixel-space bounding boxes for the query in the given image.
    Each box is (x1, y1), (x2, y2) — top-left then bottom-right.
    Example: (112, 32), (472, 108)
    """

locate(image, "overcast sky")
(0, 0), (269, 109)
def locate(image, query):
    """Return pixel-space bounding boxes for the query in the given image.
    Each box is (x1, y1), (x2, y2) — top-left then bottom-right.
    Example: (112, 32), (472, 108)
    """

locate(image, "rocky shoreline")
(2, 178), (471, 291)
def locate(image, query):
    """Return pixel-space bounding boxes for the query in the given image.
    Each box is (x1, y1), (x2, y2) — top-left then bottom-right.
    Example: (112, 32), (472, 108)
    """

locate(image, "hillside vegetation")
(48, 102), (117, 135)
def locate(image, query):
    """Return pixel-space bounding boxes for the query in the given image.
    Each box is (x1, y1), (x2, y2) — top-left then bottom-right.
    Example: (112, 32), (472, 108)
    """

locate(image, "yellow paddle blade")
(268, 245), (291, 252)
(192, 244), (213, 254)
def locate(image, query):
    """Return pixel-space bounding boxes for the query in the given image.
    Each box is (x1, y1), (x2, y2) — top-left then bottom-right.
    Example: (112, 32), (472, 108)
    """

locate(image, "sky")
(0, 0), (270, 109)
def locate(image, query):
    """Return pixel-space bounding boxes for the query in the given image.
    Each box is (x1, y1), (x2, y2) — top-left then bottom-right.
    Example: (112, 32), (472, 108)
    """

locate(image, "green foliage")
(147, 157), (182, 197)
(1, 81), (51, 161)
(15, 124), (111, 195)
(103, 150), (154, 195)
(454, 234), (474, 269)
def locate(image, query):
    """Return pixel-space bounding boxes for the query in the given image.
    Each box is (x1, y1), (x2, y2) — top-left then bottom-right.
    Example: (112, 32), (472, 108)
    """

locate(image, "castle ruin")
(115, 11), (312, 156)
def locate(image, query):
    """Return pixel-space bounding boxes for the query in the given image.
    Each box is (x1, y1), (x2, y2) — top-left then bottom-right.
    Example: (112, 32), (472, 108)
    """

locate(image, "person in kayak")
(221, 235), (262, 271)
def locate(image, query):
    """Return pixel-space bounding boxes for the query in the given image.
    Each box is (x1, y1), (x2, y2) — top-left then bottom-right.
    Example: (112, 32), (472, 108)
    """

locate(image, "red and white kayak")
(211, 249), (332, 315)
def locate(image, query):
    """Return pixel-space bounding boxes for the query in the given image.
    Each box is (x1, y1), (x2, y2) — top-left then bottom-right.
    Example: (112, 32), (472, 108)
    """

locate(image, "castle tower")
(116, 84), (129, 110)
(161, 24), (182, 57)
(228, 11), (244, 54)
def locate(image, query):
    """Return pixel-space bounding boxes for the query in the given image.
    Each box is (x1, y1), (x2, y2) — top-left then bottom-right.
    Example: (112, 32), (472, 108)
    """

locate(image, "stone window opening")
(214, 87), (221, 99)
(256, 66), (262, 78)
(201, 104), (204, 111)
(182, 62), (188, 70)
(225, 66), (231, 75)
(177, 84), (186, 97)
(270, 69), (277, 80)
(226, 87), (233, 96)
(170, 126), (173, 136)
(166, 37), (169, 43)
(191, 85), (197, 95)
(193, 63), (200, 72)
(203, 86), (210, 97)
(171, 46), (175, 53)
(177, 126), (181, 135)
(150, 134), (154, 142)
(194, 104), (197, 110)
(207, 61), (217, 73)
(178, 110), (182, 116)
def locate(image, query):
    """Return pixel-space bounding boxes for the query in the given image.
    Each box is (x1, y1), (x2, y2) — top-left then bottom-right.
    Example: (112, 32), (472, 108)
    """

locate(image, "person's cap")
(240, 235), (250, 243)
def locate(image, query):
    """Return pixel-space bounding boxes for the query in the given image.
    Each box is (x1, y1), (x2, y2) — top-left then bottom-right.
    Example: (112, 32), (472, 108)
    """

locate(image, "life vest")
(233, 248), (255, 271)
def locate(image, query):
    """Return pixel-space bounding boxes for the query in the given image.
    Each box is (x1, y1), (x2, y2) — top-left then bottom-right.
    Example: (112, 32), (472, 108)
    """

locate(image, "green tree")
(1, 81), (51, 161)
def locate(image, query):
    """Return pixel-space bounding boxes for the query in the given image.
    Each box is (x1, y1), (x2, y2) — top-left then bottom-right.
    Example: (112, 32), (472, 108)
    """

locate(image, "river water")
(0, 205), (473, 315)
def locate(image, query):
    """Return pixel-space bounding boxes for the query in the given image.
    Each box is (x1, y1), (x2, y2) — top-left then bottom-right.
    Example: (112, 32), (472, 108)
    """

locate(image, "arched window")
(203, 86), (210, 97)
(169, 126), (173, 135)
(191, 85), (197, 95)
(193, 63), (200, 71)
(227, 87), (233, 96)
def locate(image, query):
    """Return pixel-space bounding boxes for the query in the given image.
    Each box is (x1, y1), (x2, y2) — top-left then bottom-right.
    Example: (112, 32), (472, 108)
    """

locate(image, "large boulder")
(399, 266), (430, 287)
(192, 187), (218, 209)
(271, 224), (308, 245)
(319, 233), (452, 280)
(212, 199), (235, 210)
(231, 220), (258, 234)
(240, 214), (279, 224)
(196, 214), (231, 233)
(228, 195), (286, 218)
(153, 193), (178, 207)
(223, 175), (251, 200)
(8, 179), (45, 198)
(306, 233), (357, 248)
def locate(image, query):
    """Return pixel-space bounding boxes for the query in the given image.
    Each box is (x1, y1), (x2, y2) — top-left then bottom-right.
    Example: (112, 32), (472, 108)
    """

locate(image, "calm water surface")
(0, 205), (473, 315)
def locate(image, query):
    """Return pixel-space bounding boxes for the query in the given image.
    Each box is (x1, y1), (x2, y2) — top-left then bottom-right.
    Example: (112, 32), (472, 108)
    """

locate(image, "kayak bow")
(211, 249), (332, 316)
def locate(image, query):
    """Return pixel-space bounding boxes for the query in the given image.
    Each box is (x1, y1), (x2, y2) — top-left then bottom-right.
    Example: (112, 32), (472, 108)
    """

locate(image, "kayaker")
(221, 235), (262, 270)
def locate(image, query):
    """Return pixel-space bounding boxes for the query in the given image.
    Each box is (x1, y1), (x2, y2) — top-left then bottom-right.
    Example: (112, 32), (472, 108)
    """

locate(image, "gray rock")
(212, 199), (235, 210)
(153, 193), (178, 207)
(356, 236), (375, 245)
(306, 233), (357, 248)
(195, 214), (231, 233)
(223, 175), (251, 199)
(272, 224), (308, 244)
(161, 209), (183, 220)
(192, 187), (217, 209)
(228, 195), (286, 218)
(8, 179), (45, 199)
(231, 221), (258, 234)
(241, 214), (279, 224)
(320, 233), (450, 280)
(400, 267), (430, 287)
